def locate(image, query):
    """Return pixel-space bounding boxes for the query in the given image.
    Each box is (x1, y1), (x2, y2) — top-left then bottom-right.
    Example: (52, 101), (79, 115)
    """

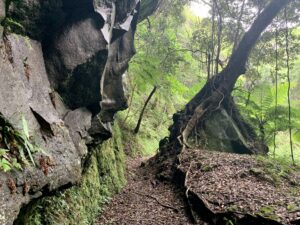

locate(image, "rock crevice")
(0, 0), (148, 224)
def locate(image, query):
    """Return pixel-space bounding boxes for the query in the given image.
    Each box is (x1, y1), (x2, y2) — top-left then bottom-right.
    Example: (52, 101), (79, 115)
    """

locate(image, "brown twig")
(134, 191), (179, 213)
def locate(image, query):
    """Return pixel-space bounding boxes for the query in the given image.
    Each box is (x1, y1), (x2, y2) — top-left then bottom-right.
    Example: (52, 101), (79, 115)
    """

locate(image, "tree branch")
(134, 86), (157, 134)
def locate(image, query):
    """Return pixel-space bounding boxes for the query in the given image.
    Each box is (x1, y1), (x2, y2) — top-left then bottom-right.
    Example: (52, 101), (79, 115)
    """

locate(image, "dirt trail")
(95, 157), (203, 225)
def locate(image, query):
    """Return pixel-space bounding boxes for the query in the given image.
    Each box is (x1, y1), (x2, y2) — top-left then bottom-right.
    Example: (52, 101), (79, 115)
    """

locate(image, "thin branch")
(284, 7), (294, 164)
(214, 0), (223, 74)
(273, 24), (279, 158)
(134, 86), (157, 134)
(232, 0), (246, 54)
(134, 191), (179, 212)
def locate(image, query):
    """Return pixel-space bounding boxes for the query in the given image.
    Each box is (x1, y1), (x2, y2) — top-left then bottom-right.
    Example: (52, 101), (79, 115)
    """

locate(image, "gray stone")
(6, 0), (65, 40)
(64, 108), (92, 158)
(54, 17), (106, 71)
(0, 1), (145, 224)
(200, 109), (251, 154)
(0, 34), (81, 225)
(45, 15), (108, 108)
(0, 25), (3, 39)
(0, 0), (5, 22)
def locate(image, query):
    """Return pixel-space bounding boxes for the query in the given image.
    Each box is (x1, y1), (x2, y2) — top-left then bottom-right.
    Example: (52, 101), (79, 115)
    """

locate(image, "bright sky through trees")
(190, 1), (210, 18)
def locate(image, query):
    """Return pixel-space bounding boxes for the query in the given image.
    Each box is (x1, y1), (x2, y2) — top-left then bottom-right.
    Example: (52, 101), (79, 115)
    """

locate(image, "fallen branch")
(134, 191), (179, 213)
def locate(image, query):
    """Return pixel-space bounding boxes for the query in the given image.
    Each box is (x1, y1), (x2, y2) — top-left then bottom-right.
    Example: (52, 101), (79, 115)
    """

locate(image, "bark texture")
(167, 0), (291, 155)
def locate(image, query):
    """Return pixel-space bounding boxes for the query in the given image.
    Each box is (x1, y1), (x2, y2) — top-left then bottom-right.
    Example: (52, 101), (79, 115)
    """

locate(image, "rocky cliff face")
(0, 0), (147, 224)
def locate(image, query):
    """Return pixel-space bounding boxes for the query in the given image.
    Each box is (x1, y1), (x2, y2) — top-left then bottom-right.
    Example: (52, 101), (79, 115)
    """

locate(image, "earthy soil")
(178, 148), (300, 225)
(96, 149), (300, 225)
(95, 157), (203, 225)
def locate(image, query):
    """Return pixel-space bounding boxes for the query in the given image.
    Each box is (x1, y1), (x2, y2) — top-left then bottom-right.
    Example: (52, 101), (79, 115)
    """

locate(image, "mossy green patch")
(16, 122), (126, 225)
(201, 164), (213, 172)
(257, 206), (279, 221)
(255, 155), (300, 186)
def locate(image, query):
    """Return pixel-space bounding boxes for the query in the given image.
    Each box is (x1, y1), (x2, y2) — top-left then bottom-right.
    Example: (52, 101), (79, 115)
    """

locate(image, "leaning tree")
(165, 0), (293, 155)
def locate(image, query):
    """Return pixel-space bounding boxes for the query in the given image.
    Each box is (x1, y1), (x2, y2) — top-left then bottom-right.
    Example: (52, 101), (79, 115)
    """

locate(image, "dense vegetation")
(1, 0), (299, 224)
(122, 0), (300, 164)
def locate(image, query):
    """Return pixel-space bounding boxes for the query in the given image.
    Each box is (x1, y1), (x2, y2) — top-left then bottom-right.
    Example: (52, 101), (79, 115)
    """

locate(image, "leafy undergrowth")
(116, 111), (165, 157)
(270, 132), (300, 165)
(0, 113), (39, 172)
(178, 148), (300, 225)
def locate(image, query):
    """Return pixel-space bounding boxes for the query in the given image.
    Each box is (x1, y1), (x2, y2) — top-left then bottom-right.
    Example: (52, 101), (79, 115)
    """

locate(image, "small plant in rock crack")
(0, 113), (42, 172)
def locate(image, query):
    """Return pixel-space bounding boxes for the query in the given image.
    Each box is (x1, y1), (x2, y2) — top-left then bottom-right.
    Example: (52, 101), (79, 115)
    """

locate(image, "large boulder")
(44, 13), (107, 108)
(185, 108), (268, 155)
(203, 109), (252, 153)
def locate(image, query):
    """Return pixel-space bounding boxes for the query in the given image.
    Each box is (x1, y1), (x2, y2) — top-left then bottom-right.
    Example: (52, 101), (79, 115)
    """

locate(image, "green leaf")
(1, 159), (12, 172)
(0, 148), (8, 157)
(11, 158), (22, 171)
(24, 141), (35, 166)
(22, 115), (29, 139)
(293, 129), (300, 143)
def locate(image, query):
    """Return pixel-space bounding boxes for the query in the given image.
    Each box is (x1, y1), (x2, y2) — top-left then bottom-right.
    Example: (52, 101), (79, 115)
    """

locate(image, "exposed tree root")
(184, 161), (197, 223)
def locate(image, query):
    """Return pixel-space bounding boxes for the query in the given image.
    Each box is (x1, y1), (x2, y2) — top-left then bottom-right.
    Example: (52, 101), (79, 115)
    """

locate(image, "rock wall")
(0, 0), (148, 224)
(15, 121), (126, 225)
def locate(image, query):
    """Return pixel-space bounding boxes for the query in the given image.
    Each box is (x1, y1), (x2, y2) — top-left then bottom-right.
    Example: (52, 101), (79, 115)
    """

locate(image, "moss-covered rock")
(15, 122), (126, 225)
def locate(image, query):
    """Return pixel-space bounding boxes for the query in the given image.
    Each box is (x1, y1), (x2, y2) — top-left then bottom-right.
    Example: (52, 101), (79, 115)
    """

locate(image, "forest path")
(95, 156), (202, 225)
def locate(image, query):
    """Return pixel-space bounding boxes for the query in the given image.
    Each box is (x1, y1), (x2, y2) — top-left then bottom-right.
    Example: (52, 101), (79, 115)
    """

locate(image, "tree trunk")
(214, 0), (222, 75)
(168, 0), (291, 155)
(273, 26), (279, 157)
(284, 8), (295, 164)
(134, 86), (157, 134)
(232, 0), (246, 54)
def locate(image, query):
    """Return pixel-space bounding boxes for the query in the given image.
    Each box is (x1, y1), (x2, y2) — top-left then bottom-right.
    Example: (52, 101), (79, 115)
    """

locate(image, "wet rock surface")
(0, 34), (81, 225)
(0, 0), (144, 224)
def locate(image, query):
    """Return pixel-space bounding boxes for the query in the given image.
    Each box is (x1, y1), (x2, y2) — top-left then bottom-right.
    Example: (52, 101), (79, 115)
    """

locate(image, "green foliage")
(270, 132), (300, 164)
(1, 0), (24, 33)
(258, 206), (279, 221)
(2, 17), (24, 31)
(224, 217), (235, 225)
(0, 148), (22, 172)
(118, 5), (208, 158)
(255, 155), (300, 185)
(234, 79), (300, 162)
(0, 114), (40, 172)
(21, 115), (35, 166)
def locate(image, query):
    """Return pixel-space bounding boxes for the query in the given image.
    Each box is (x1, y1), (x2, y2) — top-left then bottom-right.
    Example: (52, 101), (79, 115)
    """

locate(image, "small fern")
(0, 113), (41, 172)
(234, 81), (300, 145)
